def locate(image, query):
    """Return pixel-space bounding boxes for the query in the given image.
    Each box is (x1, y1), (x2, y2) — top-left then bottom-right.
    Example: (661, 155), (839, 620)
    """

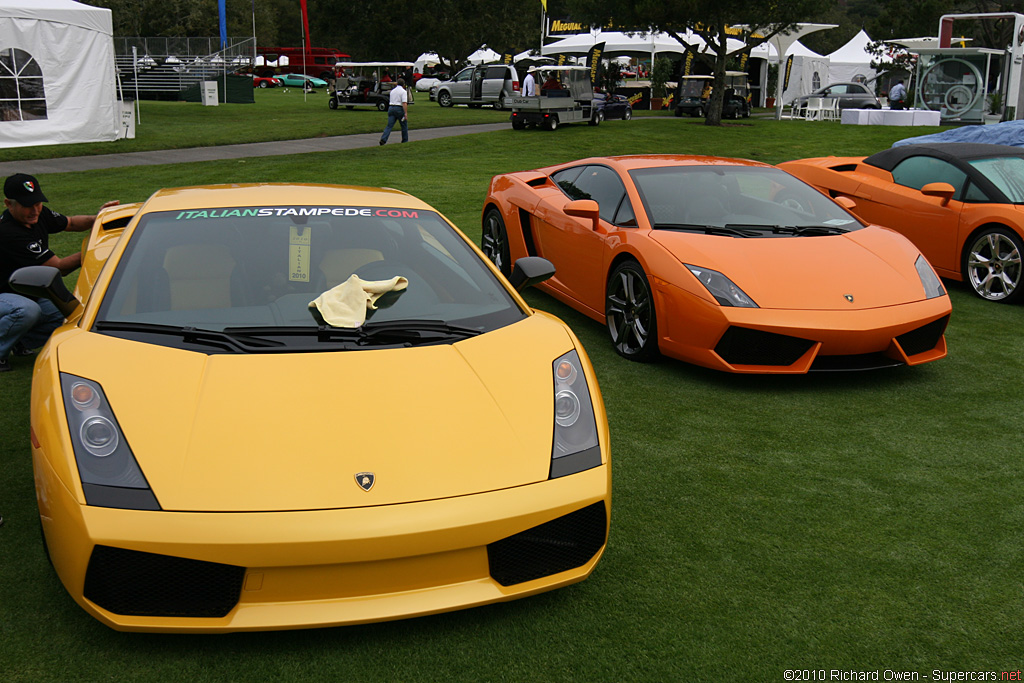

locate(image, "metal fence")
(113, 37), (256, 96)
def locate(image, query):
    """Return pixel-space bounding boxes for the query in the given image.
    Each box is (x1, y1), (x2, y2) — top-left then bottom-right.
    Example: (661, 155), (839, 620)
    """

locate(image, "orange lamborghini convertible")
(481, 155), (952, 374)
(779, 143), (1024, 304)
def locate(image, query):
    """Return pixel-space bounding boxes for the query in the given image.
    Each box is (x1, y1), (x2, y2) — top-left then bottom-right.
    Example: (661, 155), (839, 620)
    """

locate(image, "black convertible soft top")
(864, 143), (1024, 171)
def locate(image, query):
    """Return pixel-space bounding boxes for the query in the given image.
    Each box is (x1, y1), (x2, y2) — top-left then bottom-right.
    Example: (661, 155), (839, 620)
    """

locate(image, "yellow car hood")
(56, 316), (573, 512)
(650, 226), (928, 310)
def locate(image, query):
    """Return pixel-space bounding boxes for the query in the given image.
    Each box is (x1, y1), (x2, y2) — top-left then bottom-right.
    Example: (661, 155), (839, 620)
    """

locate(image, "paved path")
(0, 123), (509, 176)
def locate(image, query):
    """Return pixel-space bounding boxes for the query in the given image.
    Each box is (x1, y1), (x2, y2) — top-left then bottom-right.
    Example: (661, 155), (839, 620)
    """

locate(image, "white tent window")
(0, 47), (47, 121)
(812, 71), (821, 91)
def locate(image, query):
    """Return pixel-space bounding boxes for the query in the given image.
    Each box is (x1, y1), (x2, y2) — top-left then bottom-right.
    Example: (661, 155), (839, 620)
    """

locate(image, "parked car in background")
(780, 142), (1024, 303)
(594, 92), (633, 120)
(791, 82), (881, 116)
(252, 74), (282, 88)
(481, 155), (951, 372)
(277, 73), (328, 88)
(431, 64), (520, 109)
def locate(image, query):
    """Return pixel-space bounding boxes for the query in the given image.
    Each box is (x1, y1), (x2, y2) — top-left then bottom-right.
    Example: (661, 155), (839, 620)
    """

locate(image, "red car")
(253, 75), (283, 89)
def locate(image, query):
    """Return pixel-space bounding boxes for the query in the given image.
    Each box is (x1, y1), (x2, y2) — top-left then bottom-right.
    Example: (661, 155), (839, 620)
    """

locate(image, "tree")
(564, 0), (831, 124)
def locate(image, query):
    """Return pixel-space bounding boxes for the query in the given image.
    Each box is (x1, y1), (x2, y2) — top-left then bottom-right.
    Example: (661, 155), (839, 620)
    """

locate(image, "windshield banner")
(173, 207), (423, 221)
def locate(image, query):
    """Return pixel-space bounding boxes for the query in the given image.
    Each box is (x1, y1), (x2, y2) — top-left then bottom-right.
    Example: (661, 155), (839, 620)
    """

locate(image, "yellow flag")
(541, 0), (547, 10)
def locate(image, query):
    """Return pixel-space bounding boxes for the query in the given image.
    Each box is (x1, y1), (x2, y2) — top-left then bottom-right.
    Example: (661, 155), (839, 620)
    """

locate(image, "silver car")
(792, 82), (881, 115)
(432, 64), (520, 109)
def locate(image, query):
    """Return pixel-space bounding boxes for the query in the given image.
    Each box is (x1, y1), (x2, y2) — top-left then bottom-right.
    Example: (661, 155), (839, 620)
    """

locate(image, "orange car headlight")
(915, 255), (946, 299)
(60, 373), (161, 510)
(685, 264), (758, 307)
(550, 350), (601, 479)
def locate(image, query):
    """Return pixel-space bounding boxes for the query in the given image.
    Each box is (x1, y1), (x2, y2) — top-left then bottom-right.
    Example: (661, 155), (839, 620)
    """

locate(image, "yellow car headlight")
(60, 373), (160, 510)
(550, 350), (601, 479)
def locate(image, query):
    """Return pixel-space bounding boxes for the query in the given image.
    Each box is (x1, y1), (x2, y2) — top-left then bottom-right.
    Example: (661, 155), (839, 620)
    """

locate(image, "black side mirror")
(509, 257), (556, 292)
(8, 266), (81, 318)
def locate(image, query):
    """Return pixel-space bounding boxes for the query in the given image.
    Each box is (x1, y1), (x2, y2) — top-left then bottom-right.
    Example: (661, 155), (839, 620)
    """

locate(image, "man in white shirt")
(380, 78), (409, 145)
(523, 67), (537, 97)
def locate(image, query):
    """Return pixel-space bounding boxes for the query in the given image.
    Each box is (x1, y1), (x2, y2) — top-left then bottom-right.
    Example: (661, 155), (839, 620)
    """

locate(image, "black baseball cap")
(4, 173), (48, 206)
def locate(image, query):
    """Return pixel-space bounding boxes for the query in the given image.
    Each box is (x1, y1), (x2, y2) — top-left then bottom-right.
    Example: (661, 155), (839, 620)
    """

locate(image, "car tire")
(694, 106), (703, 118)
(438, 91), (453, 107)
(496, 95), (506, 110)
(376, 100), (387, 111)
(259, 81), (268, 88)
(547, 116), (558, 131)
(589, 110), (603, 126)
(606, 260), (659, 362)
(963, 226), (1024, 303)
(511, 120), (526, 130)
(328, 98), (338, 110)
(481, 208), (512, 277)
(623, 107), (632, 120)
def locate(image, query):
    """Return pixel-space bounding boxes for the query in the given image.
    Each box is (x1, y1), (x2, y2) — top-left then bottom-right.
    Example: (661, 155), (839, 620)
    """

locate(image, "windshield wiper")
(654, 223), (760, 237)
(769, 224), (850, 236)
(224, 319), (482, 346)
(93, 321), (287, 352)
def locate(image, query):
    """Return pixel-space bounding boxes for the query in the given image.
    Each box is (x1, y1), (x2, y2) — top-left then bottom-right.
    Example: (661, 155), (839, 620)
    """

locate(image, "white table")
(841, 108), (941, 126)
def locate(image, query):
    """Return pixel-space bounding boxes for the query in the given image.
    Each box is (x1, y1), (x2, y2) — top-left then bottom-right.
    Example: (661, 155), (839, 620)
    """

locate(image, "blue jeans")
(0, 292), (63, 359)
(380, 106), (408, 144)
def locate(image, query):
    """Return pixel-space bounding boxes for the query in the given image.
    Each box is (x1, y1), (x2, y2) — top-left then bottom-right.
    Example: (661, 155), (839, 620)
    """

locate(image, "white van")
(431, 64), (520, 109)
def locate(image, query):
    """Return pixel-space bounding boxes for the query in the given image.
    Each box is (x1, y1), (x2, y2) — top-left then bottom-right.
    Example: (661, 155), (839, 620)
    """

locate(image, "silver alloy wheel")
(966, 229), (1023, 301)
(438, 91), (453, 107)
(606, 262), (657, 360)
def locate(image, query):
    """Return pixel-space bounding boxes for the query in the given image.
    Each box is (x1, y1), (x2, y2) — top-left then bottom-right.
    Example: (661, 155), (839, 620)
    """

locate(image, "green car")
(278, 73), (328, 88)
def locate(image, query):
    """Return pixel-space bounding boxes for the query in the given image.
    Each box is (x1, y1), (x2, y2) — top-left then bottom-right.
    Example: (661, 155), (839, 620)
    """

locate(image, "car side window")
(454, 68), (473, 82)
(962, 180), (990, 202)
(892, 156), (968, 199)
(553, 167), (587, 200)
(570, 166), (630, 224)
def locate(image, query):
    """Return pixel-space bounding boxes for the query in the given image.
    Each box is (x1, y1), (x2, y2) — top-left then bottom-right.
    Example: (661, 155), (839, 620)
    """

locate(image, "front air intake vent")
(84, 545), (245, 618)
(715, 326), (815, 367)
(488, 502), (607, 586)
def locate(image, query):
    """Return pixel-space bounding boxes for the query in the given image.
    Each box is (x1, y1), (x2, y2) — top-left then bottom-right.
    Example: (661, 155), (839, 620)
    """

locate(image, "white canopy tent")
(751, 40), (831, 105)
(827, 29), (879, 85)
(467, 46), (501, 64)
(0, 0), (120, 148)
(541, 29), (745, 60)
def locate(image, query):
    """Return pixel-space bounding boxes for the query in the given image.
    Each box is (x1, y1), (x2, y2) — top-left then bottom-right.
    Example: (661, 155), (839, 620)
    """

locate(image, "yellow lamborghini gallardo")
(10, 184), (610, 633)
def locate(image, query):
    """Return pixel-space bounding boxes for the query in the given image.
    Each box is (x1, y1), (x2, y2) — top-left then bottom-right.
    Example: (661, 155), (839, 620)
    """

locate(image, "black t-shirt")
(0, 206), (69, 294)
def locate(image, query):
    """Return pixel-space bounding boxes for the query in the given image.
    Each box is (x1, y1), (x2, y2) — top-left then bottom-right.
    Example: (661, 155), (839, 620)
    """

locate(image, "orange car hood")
(55, 316), (570, 512)
(649, 226), (928, 310)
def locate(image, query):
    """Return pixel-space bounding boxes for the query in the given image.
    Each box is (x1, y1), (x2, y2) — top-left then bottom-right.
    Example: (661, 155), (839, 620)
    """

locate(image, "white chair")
(804, 97), (824, 121)
(821, 97), (840, 121)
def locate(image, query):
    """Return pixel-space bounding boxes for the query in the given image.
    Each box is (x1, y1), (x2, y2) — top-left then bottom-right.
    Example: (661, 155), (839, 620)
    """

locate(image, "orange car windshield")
(629, 166), (863, 234)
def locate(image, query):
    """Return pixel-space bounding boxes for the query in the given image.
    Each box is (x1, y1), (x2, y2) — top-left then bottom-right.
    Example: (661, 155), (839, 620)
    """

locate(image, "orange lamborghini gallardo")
(481, 154), (952, 374)
(780, 143), (1024, 304)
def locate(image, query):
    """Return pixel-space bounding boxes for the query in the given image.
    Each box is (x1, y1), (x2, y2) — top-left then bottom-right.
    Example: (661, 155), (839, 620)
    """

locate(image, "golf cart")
(509, 66), (601, 130)
(673, 71), (751, 119)
(328, 62), (414, 111)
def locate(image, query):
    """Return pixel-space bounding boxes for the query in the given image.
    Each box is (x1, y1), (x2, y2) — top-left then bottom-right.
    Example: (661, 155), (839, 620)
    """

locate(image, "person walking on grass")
(379, 78), (409, 146)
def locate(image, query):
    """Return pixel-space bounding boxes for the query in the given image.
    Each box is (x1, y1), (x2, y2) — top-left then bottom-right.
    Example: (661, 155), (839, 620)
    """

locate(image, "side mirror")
(564, 199), (601, 231)
(509, 256), (556, 292)
(833, 195), (857, 210)
(921, 182), (955, 205)
(8, 266), (81, 318)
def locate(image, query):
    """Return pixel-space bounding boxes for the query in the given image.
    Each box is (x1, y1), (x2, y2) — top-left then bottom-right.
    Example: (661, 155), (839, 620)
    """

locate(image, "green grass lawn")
(3, 113), (1023, 682)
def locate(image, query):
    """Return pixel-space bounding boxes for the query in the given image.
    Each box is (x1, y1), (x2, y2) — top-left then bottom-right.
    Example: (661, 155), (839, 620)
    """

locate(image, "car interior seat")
(162, 244), (237, 310)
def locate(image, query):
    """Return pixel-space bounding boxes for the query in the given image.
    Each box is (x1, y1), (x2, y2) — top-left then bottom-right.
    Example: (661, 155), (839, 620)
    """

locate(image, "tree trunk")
(704, 23), (729, 126)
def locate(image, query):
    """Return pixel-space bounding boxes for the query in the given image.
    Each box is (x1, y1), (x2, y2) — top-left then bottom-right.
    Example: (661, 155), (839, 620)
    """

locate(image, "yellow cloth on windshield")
(309, 274), (409, 328)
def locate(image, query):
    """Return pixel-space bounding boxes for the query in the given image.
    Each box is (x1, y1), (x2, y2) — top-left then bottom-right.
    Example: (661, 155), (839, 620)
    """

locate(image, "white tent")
(827, 29), (878, 85)
(751, 40), (831, 104)
(467, 46), (501, 64)
(0, 0), (119, 148)
(542, 30), (744, 59)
